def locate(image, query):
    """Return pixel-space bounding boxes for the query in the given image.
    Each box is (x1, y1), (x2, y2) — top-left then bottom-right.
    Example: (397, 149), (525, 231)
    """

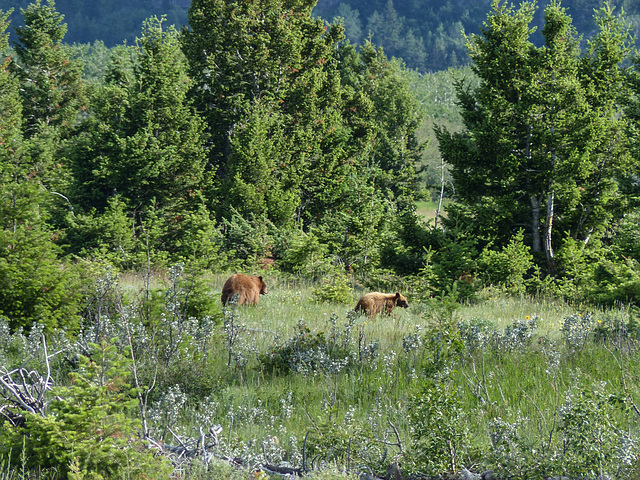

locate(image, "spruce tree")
(0, 8), (80, 332)
(12, 0), (85, 138)
(436, 0), (635, 273)
(181, 0), (346, 227)
(66, 17), (212, 265)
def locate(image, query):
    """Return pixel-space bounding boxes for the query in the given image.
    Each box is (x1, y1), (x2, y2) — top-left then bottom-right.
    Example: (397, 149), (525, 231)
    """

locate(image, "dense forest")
(0, 0), (640, 478)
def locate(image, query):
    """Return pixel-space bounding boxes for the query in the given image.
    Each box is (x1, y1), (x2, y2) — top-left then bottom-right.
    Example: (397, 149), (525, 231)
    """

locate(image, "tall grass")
(2, 271), (638, 478)
(171, 276), (639, 474)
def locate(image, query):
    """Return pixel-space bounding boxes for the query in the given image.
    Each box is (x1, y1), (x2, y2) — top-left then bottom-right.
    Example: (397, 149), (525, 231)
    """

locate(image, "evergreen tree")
(354, 41), (425, 208)
(182, 0), (423, 268)
(66, 17), (213, 265)
(569, 2), (635, 244)
(181, 0), (346, 227)
(11, 0), (85, 138)
(9, 0), (85, 225)
(0, 9), (80, 331)
(436, 0), (635, 273)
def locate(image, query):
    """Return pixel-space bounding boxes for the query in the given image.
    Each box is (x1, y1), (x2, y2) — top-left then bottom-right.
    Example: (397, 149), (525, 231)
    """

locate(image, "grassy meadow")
(2, 270), (639, 479)
(156, 272), (640, 478)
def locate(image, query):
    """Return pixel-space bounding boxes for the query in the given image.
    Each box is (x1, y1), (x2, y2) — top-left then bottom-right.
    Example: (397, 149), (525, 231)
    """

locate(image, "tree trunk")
(544, 189), (556, 275)
(435, 157), (445, 228)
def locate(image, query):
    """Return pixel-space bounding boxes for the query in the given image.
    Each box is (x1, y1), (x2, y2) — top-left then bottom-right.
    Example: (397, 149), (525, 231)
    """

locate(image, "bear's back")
(221, 274), (267, 306)
(355, 292), (408, 316)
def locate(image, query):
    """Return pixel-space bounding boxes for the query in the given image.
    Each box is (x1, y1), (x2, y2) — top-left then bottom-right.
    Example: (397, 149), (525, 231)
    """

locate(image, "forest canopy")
(3, 0), (640, 71)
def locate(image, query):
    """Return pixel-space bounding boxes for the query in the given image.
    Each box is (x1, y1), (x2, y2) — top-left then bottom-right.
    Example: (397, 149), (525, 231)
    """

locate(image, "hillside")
(314, 0), (640, 70)
(2, 0), (640, 71)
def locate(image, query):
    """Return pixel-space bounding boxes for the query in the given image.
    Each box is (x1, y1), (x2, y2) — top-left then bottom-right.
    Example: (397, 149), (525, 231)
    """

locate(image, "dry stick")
(199, 426), (209, 468)
(544, 374), (561, 457)
(166, 425), (191, 458)
(125, 320), (154, 439)
(387, 419), (404, 454)
(368, 420), (405, 455)
(0, 376), (37, 414)
(435, 156), (445, 228)
(301, 399), (322, 436)
(40, 334), (51, 404)
(0, 349), (53, 416)
(302, 431), (310, 472)
(462, 358), (488, 405)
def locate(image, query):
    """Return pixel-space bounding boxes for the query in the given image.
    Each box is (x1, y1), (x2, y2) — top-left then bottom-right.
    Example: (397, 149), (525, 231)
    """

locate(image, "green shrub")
(0, 223), (82, 332)
(408, 379), (469, 476)
(63, 196), (138, 269)
(593, 309), (640, 346)
(0, 340), (172, 479)
(477, 230), (534, 295)
(407, 289), (469, 476)
(589, 256), (640, 306)
(555, 238), (640, 306)
(488, 416), (551, 480)
(558, 385), (637, 478)
(311, 267), (354, 304)
(259, 317), (361, 376)
(277, 230), (330, 277)
(222, 209), (277, 266)
(561, 312), (594, 351)
(182, 457), (250, 479)
(429, 232), (479, 302)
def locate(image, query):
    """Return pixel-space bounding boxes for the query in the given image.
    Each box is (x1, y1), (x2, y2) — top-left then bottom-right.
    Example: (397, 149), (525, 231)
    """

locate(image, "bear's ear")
(259, 276), (263, 281)
(395, 292), (400, 298)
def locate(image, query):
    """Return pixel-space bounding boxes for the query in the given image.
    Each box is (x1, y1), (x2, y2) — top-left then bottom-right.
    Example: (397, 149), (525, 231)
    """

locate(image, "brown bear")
(221, 274), (268, 306)
(354, 292), (409, 317)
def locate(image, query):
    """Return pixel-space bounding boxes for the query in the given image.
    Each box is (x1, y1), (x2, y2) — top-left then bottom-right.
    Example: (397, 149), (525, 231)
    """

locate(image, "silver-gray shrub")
(148, 384), (189, 435)
(488, 416), (528, 469)
(561, 312), (594, 351)
(558, 383), (638, 478)
(222, 303), (256, 371)
(491, 316), (538, 352)
(458, 317), (493, 354)
(259, 315), (378, 376)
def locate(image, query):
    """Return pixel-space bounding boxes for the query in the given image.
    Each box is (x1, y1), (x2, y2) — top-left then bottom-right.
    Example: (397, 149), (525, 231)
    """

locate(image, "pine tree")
(181, 0), (346, 227)
(67, 17), (212, 264)
(11, 0), (85, 138)
(9, 0), (86, 225)
(0, 8), (80, 332)
(436, 0), (635, 273)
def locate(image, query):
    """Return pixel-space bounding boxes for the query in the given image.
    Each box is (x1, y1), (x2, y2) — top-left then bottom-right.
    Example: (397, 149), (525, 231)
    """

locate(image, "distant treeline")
(3, 0), (640, 71)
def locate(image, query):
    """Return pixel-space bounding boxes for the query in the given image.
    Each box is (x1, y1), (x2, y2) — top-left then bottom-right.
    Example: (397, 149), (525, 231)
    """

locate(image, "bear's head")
(258, 276), (268, 295)
(394, 292), (409, 309)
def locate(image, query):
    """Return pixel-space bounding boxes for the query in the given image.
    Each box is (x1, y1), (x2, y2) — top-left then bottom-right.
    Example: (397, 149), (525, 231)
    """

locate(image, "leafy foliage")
(3, 1), (640, 478)
(258, 315), (370, 376)
(477, 230), (534, 295)
(11, 0), (85, 138)
(0, 340), (172, 479)
(311, 267), (354, 304)
(408, 289), (468, 475)
(0, 8), (82, 332)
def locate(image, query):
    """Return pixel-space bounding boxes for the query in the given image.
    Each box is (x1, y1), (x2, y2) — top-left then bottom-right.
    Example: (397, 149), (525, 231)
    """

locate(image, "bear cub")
(354, 292), (409, 317)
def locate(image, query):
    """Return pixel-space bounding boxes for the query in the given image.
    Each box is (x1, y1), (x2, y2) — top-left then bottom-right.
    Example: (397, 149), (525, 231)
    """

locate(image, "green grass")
(3, 271), (639, 478)
(415, 200), (443, 221)
(174, 276), (639, 474)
